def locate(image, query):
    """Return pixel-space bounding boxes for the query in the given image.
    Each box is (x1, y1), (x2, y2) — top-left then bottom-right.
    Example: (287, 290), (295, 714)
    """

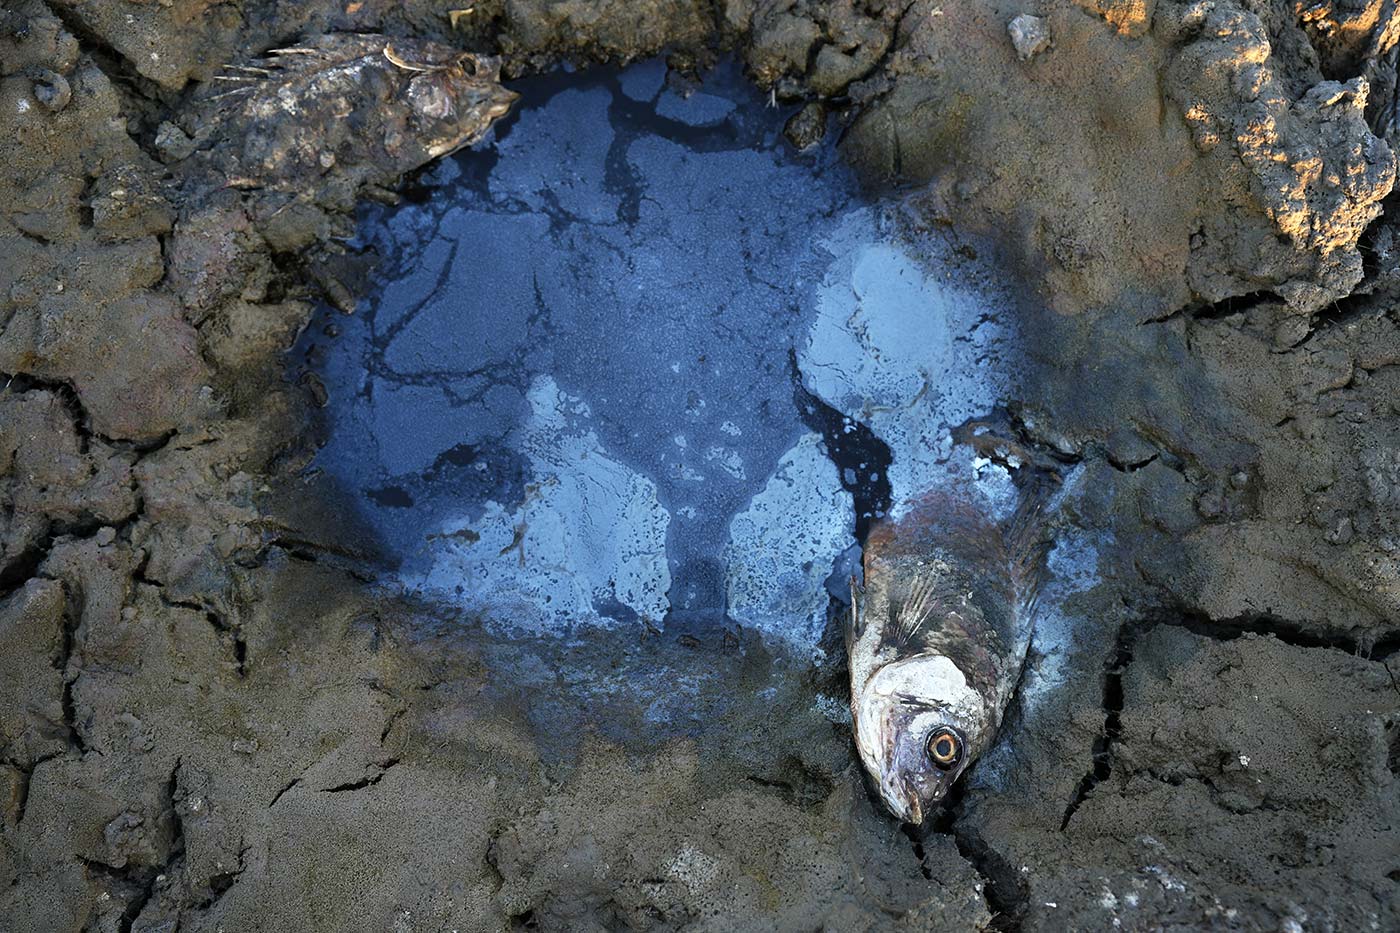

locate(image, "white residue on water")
(1015, 463), (1110, 706)
(814, 692), (854, 725)
(717, 207), (1025, 655)
(412, 375), (672, 634)
(798, 207), (1014, 518)
(1021, 521), (1111, 707)
(724, 432), (854, 649)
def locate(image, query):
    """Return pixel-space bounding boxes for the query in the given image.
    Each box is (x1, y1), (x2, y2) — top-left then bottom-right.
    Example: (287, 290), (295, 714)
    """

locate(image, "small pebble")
(1008, 15), (1051, 61)
(154, 121), (197, 163)
(32, 69), (71, 112)
(784, 102), (828, 151)
(1325, 515), (1354, 545)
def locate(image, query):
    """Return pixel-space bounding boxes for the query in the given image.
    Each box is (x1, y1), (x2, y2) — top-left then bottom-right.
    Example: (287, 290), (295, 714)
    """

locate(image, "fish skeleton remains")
(200, 34), (519, 193)
(847, 479), (1050, 824)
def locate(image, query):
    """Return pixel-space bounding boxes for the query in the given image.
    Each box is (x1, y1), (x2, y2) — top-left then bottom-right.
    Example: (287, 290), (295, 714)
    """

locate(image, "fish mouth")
(901, 797), (924, 825)
(879, 775), (926, 825)
(489, 93), (520, 117)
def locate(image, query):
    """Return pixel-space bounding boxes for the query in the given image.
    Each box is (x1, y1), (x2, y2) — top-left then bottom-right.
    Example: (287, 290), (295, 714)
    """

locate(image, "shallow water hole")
(292, 59), (1065, 743)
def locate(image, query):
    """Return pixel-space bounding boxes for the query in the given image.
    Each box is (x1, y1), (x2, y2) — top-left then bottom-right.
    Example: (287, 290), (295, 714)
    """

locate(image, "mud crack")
(269, 776), (302, 807)
(1060, 623), (1134, 831)
(899, 823), (935, 881)
(320, 758), (400, 794)
(134, 557), (249, 678)
(192, 845), (248, 915)
(2, 372), (175, 457)
(1059, 609), (1397, 835)
(7, 750), (61, 827)
(1139, 289), (1283, 326)
(938, 811), (1026, 932)
(76, 759), (186, 933)
(55, 568), (89, 754)
(123, 759), (188, 932)
(1171, 608), (1400, 659)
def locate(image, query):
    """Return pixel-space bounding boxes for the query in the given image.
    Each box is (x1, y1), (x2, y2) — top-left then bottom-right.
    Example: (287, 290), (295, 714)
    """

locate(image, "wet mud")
(3, 0), (1400, 930)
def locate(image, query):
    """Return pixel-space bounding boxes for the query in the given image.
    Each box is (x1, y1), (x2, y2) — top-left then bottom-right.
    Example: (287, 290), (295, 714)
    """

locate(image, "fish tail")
(1003, 470), (1056, 618)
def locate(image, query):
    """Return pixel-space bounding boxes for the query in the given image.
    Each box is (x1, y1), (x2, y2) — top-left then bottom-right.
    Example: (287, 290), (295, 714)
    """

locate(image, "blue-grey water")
(297, 60), (1092, 664)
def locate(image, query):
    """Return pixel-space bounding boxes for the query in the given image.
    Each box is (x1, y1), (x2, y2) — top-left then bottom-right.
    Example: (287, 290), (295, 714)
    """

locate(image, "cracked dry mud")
(2, 0), (1400, 931)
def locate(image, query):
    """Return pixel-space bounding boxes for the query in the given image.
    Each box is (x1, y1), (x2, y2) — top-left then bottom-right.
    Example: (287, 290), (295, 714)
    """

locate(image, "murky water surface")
(299, 60), (1048, 660)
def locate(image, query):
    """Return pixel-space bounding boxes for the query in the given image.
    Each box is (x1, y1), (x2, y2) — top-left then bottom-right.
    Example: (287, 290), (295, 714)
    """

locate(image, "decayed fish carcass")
(201, 34), (518, 196)
(848, 481), (1050, 824)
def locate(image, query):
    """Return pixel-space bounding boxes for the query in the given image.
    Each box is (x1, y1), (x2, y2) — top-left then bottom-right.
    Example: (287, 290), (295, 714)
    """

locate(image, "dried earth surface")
(2, 0), (1400, 930)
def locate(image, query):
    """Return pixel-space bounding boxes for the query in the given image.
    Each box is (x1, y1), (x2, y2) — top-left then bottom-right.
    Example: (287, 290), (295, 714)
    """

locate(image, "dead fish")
(202, 34), (518, 192)
(847, 481), (1048, 823)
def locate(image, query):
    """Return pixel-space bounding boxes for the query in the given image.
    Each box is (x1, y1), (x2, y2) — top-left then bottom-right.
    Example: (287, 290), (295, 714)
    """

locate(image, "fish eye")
(927, 728), (961, 770)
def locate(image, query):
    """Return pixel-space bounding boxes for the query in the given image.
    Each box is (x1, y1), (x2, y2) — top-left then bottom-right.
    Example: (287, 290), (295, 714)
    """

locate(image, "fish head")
(852, 656), (985, 824)
(873, 707), (972, 823)
(404, 52), (519, 158)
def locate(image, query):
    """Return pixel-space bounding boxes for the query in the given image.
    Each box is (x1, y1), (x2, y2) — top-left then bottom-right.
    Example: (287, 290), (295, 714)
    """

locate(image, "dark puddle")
(292, 58), (1049, 744)
(295, 61), (893, 638)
